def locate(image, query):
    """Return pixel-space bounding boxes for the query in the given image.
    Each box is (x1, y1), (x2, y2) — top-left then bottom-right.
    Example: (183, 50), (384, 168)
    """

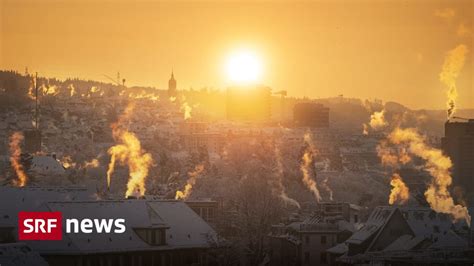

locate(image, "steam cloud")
(389, 173), (409, 205)
(369, 110), (388, 130)
(388, 127), (471, 224)
(175, 164), (205, 200)
(61, 155), (76, 169)
(377, 140), (412, 168)
(363, 109), (388, 134)
(9, 132), (28, 187)
(273, 146), (300, 208)
(83, 158), (100, 168)
(440, 44), (468, 119)
(181, 102), (192, 120)
(68, 84), (76, 97)
(362, 124), (369, 135)
(106, 103), (153, 197)
(300, 133), (322, 202)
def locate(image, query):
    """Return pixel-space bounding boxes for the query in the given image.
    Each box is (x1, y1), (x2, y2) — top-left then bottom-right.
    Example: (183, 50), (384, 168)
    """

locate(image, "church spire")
(168, 69), (177, 97)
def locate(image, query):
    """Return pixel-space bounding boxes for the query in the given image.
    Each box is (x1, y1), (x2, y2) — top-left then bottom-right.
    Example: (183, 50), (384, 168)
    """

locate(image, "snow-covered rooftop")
(0, 186), (94, 226)
(399, 207), (468, 240)
(346, 206), (469, 249)
(29, 155), (65, 176)
(0, 188), (217, 255)
(346, 206), (393, 245)
(0, 243), (49, 266)
(383, 234), (425, 252)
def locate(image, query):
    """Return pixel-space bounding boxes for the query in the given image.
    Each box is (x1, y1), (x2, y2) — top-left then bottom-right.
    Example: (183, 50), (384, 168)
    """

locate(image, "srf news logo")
(18, 212), (126, 241)
(18, 212), (62, 240)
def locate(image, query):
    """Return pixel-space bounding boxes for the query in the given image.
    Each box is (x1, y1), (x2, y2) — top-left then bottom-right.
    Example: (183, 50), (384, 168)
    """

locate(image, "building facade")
(441, 120), (474, 203)
(268, 202), (361, 266)
(293, 103), (329, 128)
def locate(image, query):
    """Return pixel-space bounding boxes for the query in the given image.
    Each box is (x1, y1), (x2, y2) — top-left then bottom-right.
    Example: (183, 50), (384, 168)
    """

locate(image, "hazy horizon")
(1, 0), (473, 109)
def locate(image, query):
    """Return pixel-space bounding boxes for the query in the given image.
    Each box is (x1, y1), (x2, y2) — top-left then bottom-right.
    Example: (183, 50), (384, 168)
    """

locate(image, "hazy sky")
(1, 0), (473, 109)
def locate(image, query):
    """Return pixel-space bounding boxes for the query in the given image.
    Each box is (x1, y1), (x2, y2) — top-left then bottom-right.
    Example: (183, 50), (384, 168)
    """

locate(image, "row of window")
(134, 228), (166, 246)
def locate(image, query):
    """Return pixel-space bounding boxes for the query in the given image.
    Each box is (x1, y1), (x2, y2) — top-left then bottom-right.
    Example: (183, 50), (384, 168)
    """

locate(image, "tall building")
(441, 119), (474, 202)
(293, 102), (329, 128)
(168, 71), (177, 97)
(226, 85), (271, 121)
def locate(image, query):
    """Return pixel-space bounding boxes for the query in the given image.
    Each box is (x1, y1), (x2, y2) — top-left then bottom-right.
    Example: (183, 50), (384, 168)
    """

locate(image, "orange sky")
(1, 0), (473, 109)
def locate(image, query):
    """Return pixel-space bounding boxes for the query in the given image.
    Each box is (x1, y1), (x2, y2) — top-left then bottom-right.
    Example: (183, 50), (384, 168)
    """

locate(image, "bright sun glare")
(226, 49), (263, 84)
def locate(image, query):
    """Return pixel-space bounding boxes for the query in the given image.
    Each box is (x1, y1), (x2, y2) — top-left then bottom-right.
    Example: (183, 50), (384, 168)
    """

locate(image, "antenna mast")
(34, 72), (39, 130)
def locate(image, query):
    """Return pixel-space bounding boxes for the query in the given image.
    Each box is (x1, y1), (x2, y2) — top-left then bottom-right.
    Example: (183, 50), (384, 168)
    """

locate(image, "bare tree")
(227, 169), (284, 266)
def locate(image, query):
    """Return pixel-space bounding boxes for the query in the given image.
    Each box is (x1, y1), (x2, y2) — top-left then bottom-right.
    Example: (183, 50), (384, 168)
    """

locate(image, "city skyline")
(1, 0), (472, 109)
(0, 1), (474, 264)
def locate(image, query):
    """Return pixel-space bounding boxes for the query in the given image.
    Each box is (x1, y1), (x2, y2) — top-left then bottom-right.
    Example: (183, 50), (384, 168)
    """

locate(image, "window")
(305, 235), (310, 244)
(304, 252), (310, 264)
(320, 252), (327, 263)
(155, 229), (165, 245)
(134, 228), (166, 246)
(151, 230), (157, 244)
(354, 214), (358, 223)
(321, 235), (327, 244)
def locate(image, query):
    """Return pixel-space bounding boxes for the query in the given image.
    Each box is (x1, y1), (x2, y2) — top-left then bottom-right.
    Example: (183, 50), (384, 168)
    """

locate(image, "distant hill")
(2, 69), (471, 136)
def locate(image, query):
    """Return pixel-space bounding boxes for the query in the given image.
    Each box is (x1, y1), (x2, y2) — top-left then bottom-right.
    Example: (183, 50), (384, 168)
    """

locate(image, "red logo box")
(18, 212), (63, 240)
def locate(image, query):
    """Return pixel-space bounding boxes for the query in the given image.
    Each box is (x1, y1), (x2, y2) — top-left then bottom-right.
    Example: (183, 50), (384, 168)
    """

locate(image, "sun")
(225, 49), (263, 84)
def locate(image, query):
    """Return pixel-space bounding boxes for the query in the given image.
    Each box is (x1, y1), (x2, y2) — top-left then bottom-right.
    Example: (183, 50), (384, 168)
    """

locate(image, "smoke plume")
(41, 84), (59, 96)
(106, 153), (117, 190)
(363, 109), (388, 134)
(362, 124), (369, 135)
(300, 133), (322, 202)
(389, 173), (409, 205)
(68, 84), (76, 97)
(377, 140), (399, 167)
(273, 146), (300, 208)
(175, 164), (205, 200)
(106, 103), (153, 197)
(181, 102), (192, 120)
(61, 155), (76, 169)
(388, 127), (471, 224)
(27, 78), (36, 100)
(369, 110), (388, 130)
(9, 132), (28, 187)
(440, 44), (468, 119)
(321, 175), (334, 201)
(377, 140), (412, 168)
(83, 158), (100, 168)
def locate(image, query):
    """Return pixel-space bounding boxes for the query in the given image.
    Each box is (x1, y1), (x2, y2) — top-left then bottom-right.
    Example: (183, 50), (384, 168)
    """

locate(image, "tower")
(441, 119), (474, 203)
(168, 70), (177, 97)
